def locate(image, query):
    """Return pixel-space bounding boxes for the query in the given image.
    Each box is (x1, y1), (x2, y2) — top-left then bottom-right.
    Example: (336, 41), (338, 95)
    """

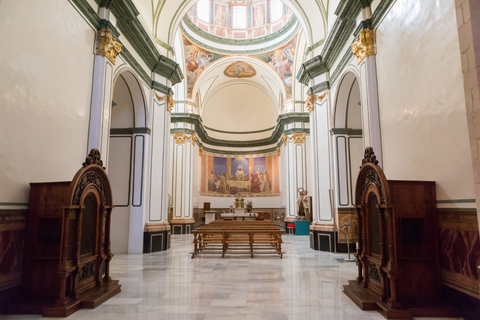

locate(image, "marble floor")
(2, 235), (463, 320)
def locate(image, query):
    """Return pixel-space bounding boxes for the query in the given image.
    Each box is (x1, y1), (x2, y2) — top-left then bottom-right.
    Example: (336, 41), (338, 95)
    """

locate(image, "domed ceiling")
(187, 0), (293, 40)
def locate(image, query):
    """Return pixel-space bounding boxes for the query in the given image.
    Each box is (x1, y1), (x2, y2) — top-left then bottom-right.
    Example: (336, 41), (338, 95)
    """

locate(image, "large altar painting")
(200, 154), (280, 197)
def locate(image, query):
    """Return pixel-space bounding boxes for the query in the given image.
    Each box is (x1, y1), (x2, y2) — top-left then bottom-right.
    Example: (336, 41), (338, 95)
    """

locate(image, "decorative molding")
(96, 29), (122, 65)
(108, 0), (183, 84)
(110, 127), (151, 135)
(305, 92), (328, 114)
(351, 29), (375, 64)
(308, 81), (330, 94)
(203, 125), (275, 135)
(296, 55), (327, 85)
(330, 49), (354, 85)
(174, 133), (197, 146)
(180, 23), (299, 56)
(282, 132), (306, 146)
(152, 81), (173, 95)
(305, 38), (326, 55)
(182, 15), (298, 48)
(154, 92), (175, 113)
(171, 112), (309, 148)
(330, 128), (362, 135)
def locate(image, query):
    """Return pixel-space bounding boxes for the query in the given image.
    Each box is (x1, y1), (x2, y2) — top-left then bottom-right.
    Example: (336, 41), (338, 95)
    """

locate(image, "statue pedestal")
(294, 220), (311, 235)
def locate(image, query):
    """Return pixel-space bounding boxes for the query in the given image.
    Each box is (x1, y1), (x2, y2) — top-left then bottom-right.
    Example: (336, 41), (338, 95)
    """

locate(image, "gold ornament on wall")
(351, 29), (375, 64)
(174, 133), (197, 146)
(154, 92), (175, 113)
(199, 146), (204, 156)
(96, 29), (122, 65)
(282, 132), (306, 146)
(277, 147), (281, 156)
(305, 92), (328, 114)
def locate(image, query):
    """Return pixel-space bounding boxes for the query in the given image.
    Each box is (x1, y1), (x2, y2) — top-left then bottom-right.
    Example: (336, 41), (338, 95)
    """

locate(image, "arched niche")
(331, 71), (364, 246)
(108, 69), (148, 254)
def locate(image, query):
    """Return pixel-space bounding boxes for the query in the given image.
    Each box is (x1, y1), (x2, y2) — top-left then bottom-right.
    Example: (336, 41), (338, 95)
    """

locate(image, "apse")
(201, 83), (277, 133)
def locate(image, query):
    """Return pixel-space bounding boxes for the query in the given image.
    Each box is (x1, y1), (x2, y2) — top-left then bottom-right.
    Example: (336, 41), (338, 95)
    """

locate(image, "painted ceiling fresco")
(183, 35), (227, 98)
(182, 32), (298, 99)
(224, 61), (256, 78)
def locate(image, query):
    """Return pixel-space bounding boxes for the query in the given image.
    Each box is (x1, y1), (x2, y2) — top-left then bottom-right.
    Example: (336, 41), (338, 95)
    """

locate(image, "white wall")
(376, 0), (475, 201)
(0, 0), (95, 203)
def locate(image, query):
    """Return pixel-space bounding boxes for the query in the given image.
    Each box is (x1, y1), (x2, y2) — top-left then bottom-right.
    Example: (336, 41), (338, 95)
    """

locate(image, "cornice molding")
(297, 0), (391, 86)
(170, 112), (309, 148)
(110, 127), (152, 135)
(183, 15), (298, 48)
(107, 0), (184, 84)
(308, 81), (330, 94)
(72, 0), (181, 90)
(180, 23), (300, 56)
(330, 128), (363, 135)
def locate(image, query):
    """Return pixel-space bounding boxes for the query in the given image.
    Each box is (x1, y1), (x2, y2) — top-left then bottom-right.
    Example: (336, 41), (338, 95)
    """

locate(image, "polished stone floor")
(2, 235), (463, 320)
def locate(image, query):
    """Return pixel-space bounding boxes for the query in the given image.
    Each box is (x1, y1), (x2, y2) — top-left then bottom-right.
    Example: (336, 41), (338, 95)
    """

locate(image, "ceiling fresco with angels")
(182, 31), (298, 99)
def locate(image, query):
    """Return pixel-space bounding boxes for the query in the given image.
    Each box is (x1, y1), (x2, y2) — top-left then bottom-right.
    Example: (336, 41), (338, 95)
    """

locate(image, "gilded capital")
(292, 132), (306, 144)
(282, 132), (306, 146)
(96, 29), (122, 65)
(305, 92), (328, 114)
(351, 29), (375, 64)
(154, 92), (175, 113)
(174, 133), (197, 146)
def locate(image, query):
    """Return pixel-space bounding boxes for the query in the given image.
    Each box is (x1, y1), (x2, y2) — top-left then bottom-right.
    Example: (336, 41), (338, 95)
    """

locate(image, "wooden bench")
(191, 221), (284, 259)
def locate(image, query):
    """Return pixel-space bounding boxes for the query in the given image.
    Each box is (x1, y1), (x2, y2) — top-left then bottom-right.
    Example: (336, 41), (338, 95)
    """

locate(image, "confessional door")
(76, 187), (103, 293)
(364, 187), (391, 301)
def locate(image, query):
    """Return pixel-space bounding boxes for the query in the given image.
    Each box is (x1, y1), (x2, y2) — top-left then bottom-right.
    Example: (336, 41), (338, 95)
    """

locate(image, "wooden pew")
(191, 221), (284, 259)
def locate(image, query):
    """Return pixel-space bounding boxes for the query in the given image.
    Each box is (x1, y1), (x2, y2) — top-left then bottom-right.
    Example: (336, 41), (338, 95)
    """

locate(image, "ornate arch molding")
(112, 67), (149, 128)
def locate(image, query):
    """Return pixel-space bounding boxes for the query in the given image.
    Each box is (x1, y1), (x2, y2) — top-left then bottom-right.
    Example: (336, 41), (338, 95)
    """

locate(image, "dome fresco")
(187, 0), (292, 40)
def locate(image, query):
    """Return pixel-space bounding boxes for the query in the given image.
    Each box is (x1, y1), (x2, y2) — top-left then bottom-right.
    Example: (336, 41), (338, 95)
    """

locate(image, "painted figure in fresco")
(262, 170), (271, 192)
(224, 62), (256, 78)
(235, 165), (245, 181)
(219, 174), (230, 194)
(254, 5), (265, 28)
(215, 5), (226, 27)
(209, 171), (217, 192)
(251, 172), (261, 193)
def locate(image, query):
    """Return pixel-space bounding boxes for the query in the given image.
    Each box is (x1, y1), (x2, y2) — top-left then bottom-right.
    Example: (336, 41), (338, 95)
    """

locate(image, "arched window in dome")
(271, 0), (283, 22)
(197, 0), (210, 22)
(232, 6), (247, 28)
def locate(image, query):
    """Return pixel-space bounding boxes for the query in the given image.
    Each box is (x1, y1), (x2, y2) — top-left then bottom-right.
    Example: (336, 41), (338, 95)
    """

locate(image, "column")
(87, 8), (122, 167)
(351, 23), (383, 167)
(306, 93), (336, 252)
(170, 132), (196, 234)
(145, 93), (174, 252)
(282, 132), (308, 228)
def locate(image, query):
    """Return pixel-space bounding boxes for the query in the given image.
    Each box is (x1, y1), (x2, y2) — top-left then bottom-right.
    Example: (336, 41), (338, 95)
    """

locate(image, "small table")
(294, 220), (311, 235)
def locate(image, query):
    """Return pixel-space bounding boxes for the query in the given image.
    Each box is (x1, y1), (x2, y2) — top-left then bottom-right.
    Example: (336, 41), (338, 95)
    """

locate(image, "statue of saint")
(296, 188), (309, 219)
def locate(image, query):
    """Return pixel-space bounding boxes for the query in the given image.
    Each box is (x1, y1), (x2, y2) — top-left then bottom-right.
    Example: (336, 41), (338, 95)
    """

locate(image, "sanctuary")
(1, 0), (480, 319)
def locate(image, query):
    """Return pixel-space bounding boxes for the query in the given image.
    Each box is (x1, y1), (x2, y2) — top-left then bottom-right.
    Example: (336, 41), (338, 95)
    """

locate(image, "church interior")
(1, 0), (480, 319)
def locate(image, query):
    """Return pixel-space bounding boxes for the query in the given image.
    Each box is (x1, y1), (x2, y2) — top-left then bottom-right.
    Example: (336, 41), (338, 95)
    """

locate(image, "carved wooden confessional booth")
(343, 148), (457, 319)
(8, 149), (121, 317)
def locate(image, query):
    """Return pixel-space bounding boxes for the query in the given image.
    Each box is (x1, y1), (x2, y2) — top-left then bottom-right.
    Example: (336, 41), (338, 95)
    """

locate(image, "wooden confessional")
(343, 147), (457, 319)
(6, 149), (121, 317)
